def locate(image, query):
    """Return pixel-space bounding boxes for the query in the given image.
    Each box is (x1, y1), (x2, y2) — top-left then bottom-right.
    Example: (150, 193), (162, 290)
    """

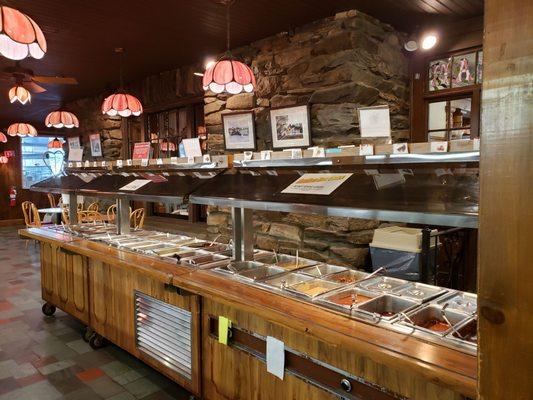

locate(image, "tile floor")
(0, 226), (192, 400)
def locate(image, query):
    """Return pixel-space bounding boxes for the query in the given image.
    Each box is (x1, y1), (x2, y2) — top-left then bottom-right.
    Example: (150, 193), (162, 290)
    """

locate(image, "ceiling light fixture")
(0, 155), (8, 164)
(421, 34), (437, 50)
(0, 6), (47, 60)
(47, 137), (63, 149)
(102, 48), (143, 117)
(45, 111), (79, 128)
(9, 85), (31, 104)
(404, 40), (418, 52)
(202, 0), (256, 94)
(0, 132), (7, 143)
(7, 122), (37, 137)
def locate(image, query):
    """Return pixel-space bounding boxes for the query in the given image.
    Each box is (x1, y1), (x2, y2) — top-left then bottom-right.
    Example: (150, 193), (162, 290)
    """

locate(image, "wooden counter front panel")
(40, 242), (89, 324)
(202, 298), (463, 400)
(88, 260), (201, 396)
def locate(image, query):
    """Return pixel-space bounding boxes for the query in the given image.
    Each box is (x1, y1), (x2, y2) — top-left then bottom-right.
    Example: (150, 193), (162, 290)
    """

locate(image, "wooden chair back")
(47, 193), (58, 208)
(21, 201), (41, 228)
(107, 204), (117, 223)
(130, 208), (145, 229)
(78, 210), (104, 223)
(77, 202), (84, 211)
(61, 208), (70, 225)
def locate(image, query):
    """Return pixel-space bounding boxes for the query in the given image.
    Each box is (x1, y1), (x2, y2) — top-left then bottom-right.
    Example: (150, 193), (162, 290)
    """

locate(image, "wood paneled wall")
(0, 137), (47, 222)
(478, 0), (533, 398)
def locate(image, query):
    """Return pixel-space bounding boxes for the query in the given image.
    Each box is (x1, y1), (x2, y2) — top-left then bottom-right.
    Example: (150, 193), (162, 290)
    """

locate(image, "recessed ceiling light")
(421, 34), (437, 50)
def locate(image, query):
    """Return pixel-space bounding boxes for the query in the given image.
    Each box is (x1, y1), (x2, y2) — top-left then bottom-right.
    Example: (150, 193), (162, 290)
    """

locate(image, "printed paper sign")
(359, 144), (374, 156)
(430, 141), (448, 153)
(119, 179), (151, 191)
(132, 142), (151, 160)
(281, 173), (352, 195)
(68, 148), (83, 162)
(182, 138), (202, 157)
(260, 150), (272, 160)
(266, 336), (285, 380)
(311, 147), (325, 158)
(392, 143), (409, 154)
(358, 106), (391, 138)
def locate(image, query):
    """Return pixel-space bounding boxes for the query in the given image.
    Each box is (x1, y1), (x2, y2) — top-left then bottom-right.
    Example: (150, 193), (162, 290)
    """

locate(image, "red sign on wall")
(4, 150), (15, 157)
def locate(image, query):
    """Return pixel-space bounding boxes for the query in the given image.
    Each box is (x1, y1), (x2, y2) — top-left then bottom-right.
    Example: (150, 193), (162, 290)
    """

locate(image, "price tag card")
(141, 159), (148, 167)
(243, 151), (253, 161)
(75, 162), (82, 168)
(84, 160), (90, 167)
(68, 162), (73, 168)
(156, 158), (163, 165)
(119, 179), (151, 191)
(101, 161), (106, 167)
(202, 154), (211, 163)
(430, 141), (448, 153)
(187, 156), (195, 164)
(260, 150), (272, 160)
(290, 148), (303, 159)
(311, 147), (325, 158)
(170, 157), (179, 165)
(359, 144), (374, 156)
(93, 161), (98, 168)
(116, 159), (123, 168)
(392, 143), (409, 154)
(126, 159), (133, 166)
(473, 138), (480, 151)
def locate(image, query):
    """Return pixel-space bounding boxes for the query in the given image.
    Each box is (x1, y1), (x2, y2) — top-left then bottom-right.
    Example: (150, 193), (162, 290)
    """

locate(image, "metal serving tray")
(393, 282), (448, 303)
(355, 294), (419, 322)
(400, 304), (470, 336)
(213, 260), (266, 276)
(238, 265), (286, 282)
(355, 276), (409, 294)
(260, 272), (313, 290)
(255, 254), (318, 271)
(287, 278), (344, 299)
(316, 286), (378, 313)
(298, 264), (347, 277)
(446, 316), (477, 345)
(434, 291), (477, 315)
(323, 269), (367, 284)
(180, 253), (230, 268)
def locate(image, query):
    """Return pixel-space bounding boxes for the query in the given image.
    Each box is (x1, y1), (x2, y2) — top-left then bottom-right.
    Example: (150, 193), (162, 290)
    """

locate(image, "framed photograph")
(222, 111), (256, 151)
(452, 52), (476, 88)
(270, 105), (311, 149)
(428, 58), (451, 91)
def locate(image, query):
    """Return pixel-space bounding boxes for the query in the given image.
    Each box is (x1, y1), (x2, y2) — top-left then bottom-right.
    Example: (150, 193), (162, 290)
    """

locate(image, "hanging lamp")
(47, 137), (63, 149)
(7, 122), (37, 137)
(0, 6), (47, 61)
(102, 48), (143, 117)
(0, 131), (7, 143)
(0, 155), (8, 164)
(202, 0), (255, 94)
(45, 110), (79, 128)
(9, 85), (31, 104)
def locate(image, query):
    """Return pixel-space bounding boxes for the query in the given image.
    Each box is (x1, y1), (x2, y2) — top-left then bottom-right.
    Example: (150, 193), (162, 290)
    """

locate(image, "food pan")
(317, 287), (378, 312)
(356, 294), (419, 321)
(393, 282), (448, 303)
(401, 304), (470, 336)
(238, 265), (286, 282)
(323, 269), (367, 284)
(181, 253), (230, 268)
(355, 276), (409, 293)
(260, 272), (313, 290)
(299, 264), (347, 277)
(434, 291), (477, 315)
(287, 279), (344, 299)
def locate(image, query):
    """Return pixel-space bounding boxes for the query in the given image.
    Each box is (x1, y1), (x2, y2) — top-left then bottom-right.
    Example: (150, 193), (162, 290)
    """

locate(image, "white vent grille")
(135, 291), (192, 380)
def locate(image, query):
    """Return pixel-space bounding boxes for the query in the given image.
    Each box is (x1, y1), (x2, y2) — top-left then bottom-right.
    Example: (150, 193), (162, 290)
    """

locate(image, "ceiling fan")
(0, 62), (78, 93)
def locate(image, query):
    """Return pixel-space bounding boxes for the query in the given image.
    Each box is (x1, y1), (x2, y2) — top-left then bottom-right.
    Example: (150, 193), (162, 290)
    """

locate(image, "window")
(428, 97), (472, 141)
(21, 137), (64, 189)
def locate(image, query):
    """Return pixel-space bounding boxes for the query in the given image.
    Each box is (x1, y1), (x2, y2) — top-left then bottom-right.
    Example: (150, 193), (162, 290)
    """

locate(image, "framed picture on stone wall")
(270, 105), (311, 149)
(222, 111), (256, 151)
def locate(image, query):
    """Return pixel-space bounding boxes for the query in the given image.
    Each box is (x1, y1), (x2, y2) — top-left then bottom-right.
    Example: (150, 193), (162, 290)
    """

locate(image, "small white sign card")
(182, 138), (202, 157)
(310, 146), (325, 158)
(260, 150), (272, 160)
(358, 105), (391, 138)
(266, 336), (285, 380)
(119, 179), (151, 191)
(68, 148), (83, 162)
(282, 173), (352, 196)
(430, 141), (448, 153)
(359, 144), (374, 156)
(392, 143), (409, 154)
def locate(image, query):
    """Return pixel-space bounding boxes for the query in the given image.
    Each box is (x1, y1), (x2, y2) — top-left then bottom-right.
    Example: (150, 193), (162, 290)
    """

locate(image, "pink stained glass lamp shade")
(0, 6), (47, 60)
(45, 111), (79, 128)
(202, 59), (256, 94)
(102, 93), (143, 117)
(0, 132), (7, 143)
(48, 137), (63, 149)
(7, 122), (37, 137)
(9, 85), (31, 104)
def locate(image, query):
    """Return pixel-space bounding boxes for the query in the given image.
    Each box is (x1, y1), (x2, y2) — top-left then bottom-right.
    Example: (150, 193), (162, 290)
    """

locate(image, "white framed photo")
(270, 105), (311, 149)
(222, 111), (256, 151)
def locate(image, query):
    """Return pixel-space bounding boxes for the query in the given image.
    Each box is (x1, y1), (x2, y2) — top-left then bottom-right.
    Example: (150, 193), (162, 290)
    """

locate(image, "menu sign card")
(132, 142), (151, 160)
(119, 179), (151, 191)
(281, 173), (352, 196)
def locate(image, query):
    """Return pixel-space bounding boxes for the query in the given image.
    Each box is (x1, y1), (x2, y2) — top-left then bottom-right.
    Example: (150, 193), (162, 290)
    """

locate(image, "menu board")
(132, 142), (151, 160)
(281, 173), (352, 195)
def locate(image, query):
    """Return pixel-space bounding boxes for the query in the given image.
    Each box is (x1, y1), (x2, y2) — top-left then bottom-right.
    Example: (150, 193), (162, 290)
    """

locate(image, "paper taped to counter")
(266, 336), (285, 380)
(281, 173), (352, 195)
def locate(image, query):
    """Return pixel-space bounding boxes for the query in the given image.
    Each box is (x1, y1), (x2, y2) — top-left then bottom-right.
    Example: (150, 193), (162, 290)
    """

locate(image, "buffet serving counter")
(21, 224), (477, 400)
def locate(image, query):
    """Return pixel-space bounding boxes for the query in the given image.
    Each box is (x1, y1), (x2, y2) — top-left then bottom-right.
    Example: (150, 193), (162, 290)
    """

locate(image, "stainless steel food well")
(260, 272), (313, 290)
(286, 278), (344, 299)
(238, 265), (286, 282)
(298, 264), (347, 277)
(355, 294), (419, 322)
(434, 291), (477, 315)
(355, 276), (409, 294)
(323, 269), (367, 284)
(316, 286), (378, 313)
(399, 304), (470, 336)
(393, 282), (448, 303)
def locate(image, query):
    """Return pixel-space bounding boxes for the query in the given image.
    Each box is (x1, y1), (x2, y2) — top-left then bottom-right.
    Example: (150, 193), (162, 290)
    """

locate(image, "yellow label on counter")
(218, 316), (232, 345)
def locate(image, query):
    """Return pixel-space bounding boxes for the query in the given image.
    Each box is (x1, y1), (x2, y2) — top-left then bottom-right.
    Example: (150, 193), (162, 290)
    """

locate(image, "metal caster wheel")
(83, 327), (94, 343)
(42, 303), (56, 316)
(89, 333), (106, 350)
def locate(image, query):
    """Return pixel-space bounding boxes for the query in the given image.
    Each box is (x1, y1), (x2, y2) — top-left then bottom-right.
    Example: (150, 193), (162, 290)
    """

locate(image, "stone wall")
(204, 9), (409, 268)
(204, 9), (409, 152)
